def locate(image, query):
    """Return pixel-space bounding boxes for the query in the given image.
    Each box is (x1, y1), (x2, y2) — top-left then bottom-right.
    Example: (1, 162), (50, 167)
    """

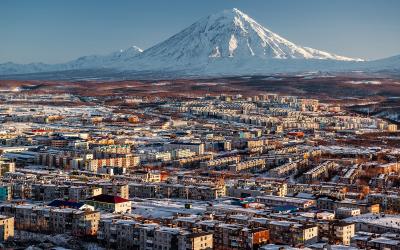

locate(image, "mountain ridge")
(0, 8), (398, 77)
(0, 45), (143, 75)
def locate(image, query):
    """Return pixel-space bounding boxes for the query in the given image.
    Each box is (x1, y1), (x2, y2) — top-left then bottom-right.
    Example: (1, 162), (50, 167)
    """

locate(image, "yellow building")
(182, 232), (213, 250)
(388, 124), (397, 132)
(0, 159), (15, 177)
(0, 215), (14, 242)
(335, 222), (355, 245)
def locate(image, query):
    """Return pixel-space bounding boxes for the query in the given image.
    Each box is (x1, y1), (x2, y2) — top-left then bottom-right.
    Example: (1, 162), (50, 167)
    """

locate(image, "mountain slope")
(121, 8), (361, 72)
(0, 46), (142, 75)
(363, 54), (400, 70)
(67, 46), (143, 69)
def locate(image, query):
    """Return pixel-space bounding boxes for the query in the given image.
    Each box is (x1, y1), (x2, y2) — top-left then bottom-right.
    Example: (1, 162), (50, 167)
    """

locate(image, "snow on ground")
(262, 76), (283, 80)
(131, 199), (208, 219)
(0, 87), (21, 92)
(152, 82), (171, 86)
(194, 82), (225, 86)
(344, 213), (400, 229)
(319, 145), (380, 155)
(347, 80), (382, 85)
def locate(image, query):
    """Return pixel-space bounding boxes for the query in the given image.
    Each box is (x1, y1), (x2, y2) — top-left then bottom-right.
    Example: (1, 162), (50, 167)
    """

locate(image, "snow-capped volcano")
(1, 8), (399, 78)
(123, 8), (362, 71)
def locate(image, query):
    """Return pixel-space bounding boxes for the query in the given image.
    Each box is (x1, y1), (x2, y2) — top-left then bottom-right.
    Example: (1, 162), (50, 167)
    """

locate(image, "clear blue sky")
(1, 0), (399, 63)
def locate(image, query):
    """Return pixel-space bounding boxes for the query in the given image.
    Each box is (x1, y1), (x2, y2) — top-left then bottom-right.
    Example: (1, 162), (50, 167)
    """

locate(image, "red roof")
(32, 129), (47, 133)
(88, 194), (129, 204)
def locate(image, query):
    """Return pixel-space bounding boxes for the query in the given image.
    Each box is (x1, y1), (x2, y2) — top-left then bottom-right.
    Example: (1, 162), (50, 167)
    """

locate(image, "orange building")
(245, 228), (270, 248)
(287, 131), (305, 138)
(367, 163), (399, 176)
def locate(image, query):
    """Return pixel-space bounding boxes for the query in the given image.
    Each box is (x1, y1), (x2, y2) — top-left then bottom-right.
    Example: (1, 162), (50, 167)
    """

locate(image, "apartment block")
(99, 183), (129, 199)
(303, 161), (337, 183)
(0, 159), (15, 176)
(86, 155), (140, 172)
(269, 221), (318, 247)
(214, 223), (269, 250)
(0, 204), (99, 237)
(0, 215), (14, 242)
(98, 219), (213, 250)
(230, 159), (266, 172)
(69, 186), (102, 202)
(256, 195), (315, 209)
